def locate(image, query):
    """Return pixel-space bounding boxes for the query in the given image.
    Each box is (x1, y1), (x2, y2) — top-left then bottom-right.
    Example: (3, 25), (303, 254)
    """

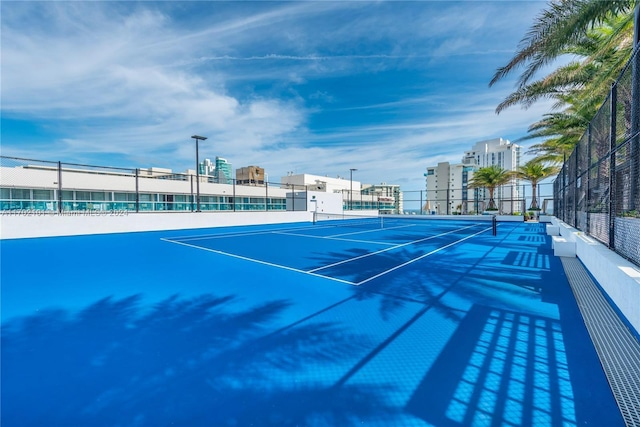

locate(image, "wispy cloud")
(1, 1), (552, 189)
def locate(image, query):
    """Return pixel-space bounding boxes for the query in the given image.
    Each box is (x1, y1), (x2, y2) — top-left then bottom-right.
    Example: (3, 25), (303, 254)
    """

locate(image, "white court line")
(328, 223), (415, 238)
(272, 231), (397, 246)
(171, 223), (339, 242)
(355, 226), (493, 286)
(160, 238), (356, 285)
(307, 223), (481, 273)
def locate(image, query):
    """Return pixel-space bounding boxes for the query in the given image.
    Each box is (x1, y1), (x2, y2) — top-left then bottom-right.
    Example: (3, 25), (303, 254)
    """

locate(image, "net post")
(492, 214), (497, 236)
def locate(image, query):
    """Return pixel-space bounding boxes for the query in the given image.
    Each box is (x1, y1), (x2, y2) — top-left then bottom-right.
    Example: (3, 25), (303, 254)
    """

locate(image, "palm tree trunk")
(488, 187), (497, 210)
(529, 181), (539, 210)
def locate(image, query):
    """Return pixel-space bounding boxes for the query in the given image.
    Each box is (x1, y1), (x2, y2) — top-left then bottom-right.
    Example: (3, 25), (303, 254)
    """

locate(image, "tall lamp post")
(191, 135), (208, 212)
(349, 168), (357, 210)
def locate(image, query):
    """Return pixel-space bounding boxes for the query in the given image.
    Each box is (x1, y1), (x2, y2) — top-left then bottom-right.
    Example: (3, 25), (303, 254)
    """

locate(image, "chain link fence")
(0, 156), (308, 213)
(399, 182), (554, 217)
(554, 46), (640, 267)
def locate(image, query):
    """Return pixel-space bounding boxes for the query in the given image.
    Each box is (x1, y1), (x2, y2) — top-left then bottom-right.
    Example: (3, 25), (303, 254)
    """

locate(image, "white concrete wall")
(551, 217), (640, 335)
(307, 191), (343, 214)
(0, 211), (312, 239)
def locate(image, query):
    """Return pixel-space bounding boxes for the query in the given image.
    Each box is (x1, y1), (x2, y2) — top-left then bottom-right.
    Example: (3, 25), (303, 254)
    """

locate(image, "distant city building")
(462, 137), (521, 171)
(281, 173), (401, 213)
(425, 137), (521, 214)
(236, 166), (265, 186)
(215, 157), (232, 184)
(361, 183), (402, 214)
(424, 162), (476, 214)
(199, 158), (216, 177)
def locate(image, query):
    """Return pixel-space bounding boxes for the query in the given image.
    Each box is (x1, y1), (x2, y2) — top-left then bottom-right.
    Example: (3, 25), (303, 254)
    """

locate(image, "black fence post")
(190, 175), (194, 212)
(233, 179), (236, 212)
(609, 84), (617, 249)
(474, 188), (478, 214)
(135, 168), (140, 213)
(265, 182), (269, 211)
(57, 161), (63, 213)
(630, 31), (640, 212)
(446, 183), (450, 215)
(574, 149), (579, 228)
(562, 154), (567, 222)
(586, 123), (592, 233)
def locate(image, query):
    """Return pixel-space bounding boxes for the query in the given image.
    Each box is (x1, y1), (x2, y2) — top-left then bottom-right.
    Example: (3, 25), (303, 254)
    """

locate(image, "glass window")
(61, 190), (74, 200)
(114, 192), (135, 202)
(33, 189), (53, 200)
(76, 191), (91, 201)
(1, 188), (10, 199)
(91, 192), (107, 201)
(11, 189), (30, 200)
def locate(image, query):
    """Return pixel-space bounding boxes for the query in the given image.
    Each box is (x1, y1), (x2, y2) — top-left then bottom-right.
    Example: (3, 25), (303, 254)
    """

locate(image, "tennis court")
(0, 216), (624, 426)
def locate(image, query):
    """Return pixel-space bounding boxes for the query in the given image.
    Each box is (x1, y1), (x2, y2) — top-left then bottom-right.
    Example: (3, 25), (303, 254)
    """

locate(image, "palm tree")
(511, 160), (561, 210)
(490, 1), (636, 163)
(489, 0), (635, 89)
(468, 165), (513, 211)
(494, 15), (635, 115)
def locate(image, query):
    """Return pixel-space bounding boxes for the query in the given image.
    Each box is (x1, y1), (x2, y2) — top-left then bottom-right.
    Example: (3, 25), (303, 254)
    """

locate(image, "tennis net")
(313, 212), (384, 228)
(312, 212), (494, 230)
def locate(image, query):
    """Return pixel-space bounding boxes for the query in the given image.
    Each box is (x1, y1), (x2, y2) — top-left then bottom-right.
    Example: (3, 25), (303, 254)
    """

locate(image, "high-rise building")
(199, 159), (216, 177)
(425, 138), (521, 214)
(361, 183), (403, 214)
(236, 166), (265, 186)
(462, 137), (521, 171)
(424, 162), (476, 214)
(215, 157), (232, 184)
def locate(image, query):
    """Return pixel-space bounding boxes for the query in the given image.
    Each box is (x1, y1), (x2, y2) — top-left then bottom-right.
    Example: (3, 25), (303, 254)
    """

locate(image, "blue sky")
(1, 1), (554, 190)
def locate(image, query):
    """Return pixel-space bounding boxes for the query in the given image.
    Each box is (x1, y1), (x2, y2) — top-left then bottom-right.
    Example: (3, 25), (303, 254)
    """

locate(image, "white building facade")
(280, 174), (401, 213)
(0, 162), (290, 213)
(425, 138), (522, 214)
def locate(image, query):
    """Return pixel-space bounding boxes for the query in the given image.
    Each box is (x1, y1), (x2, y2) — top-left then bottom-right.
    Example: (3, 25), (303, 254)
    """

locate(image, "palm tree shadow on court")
(1, 293), (399, 427)
(348, 223), (624, 426)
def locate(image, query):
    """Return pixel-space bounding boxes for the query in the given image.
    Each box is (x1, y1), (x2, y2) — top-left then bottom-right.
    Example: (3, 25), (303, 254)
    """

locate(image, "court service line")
(355, 226), (493, 286)
(170, 223), (339, 242)
(307, 223), (481, 273)
(160, 238), (356, 285)
(272, 231), (397, 246)
(329, 223), (415, 238)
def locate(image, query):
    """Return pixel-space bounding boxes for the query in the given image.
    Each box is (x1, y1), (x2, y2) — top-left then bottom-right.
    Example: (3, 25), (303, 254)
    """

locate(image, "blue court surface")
(1, 218), (624, 426)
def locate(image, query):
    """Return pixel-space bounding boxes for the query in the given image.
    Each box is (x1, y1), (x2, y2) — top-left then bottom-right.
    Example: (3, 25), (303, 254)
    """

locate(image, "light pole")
(191, 135), (208, 212)
(349, 168), (357, 210)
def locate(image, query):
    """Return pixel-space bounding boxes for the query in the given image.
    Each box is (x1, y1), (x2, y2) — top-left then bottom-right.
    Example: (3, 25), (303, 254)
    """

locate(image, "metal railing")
(554, 45), (640, 267)
(0, 156), (308, 213)
(400, 183), (555, 216)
